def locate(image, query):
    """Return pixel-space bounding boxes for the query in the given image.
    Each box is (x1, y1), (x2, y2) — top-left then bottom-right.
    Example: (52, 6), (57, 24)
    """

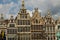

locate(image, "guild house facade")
(0, 0), (60, 40)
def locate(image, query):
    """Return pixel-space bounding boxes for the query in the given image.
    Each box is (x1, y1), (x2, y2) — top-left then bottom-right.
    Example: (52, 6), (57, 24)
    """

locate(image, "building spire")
(48, 10), (50, 15)
(19, 0), (26, 13)
(46, 9), (52, 18)
(22, 0), (25, 9)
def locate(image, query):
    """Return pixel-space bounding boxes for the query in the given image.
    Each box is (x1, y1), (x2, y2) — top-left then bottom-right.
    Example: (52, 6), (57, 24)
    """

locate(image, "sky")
(0, 0), (60, 19)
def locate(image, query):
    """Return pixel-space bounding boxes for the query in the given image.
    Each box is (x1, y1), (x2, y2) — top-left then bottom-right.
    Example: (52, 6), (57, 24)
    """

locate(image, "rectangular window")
(18, 33), (30, 40)
(24, 20), (30, 25)
(32, 33), (42, 39)
(20, 14), (24, 18)
(24, 27), (30, 32)
(20, 14), (27, 18)
(18, 20), (30, 25)
(7, 29), (17, 34)
(27, 20), (30, 25)
(18, 27), (30, 32)
(53, 27), (55, 32)
(23, 20), (25, 25)
(31, 25), (43, 31)
(18, 27), (23, 32)
(18, 20), (22, 25)
(50, 27), (52, 32)
(8, 38), (16, 40)
(9, 24), (15, 27)
(47, 27), (49, 32)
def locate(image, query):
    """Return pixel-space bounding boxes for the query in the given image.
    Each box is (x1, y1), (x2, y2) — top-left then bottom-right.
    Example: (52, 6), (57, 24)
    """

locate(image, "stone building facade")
(0, 0), (59, 40)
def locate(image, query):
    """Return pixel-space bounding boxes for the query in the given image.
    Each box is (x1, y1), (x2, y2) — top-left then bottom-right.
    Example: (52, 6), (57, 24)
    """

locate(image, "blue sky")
(0, 0), (60, 19)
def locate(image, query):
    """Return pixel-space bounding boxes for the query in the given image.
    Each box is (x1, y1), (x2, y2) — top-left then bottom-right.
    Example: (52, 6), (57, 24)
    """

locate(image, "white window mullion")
(46, 27), (47, 32)
(52, 27), (53, 33)
(49, 27), (50, 32)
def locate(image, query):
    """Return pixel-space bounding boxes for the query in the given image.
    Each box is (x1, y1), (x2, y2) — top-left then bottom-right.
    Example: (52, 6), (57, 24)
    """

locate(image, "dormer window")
(9, 24), (15, 27)
(20, 14), (27, 18)
(20, 15), (24, 18)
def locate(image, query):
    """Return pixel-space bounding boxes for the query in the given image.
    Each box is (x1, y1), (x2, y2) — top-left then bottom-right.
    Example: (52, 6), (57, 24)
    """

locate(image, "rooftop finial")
(35, 8), (38, 12)
(22, 0), (25, 9)
(47, 9), (50, 15)
(10, 14), (14, 19)
(20, 0), (26, 13)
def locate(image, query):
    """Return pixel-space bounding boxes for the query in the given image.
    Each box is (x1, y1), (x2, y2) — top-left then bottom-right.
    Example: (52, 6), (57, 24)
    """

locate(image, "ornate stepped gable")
(44, 10), (55, 25)
(15, 0), (30, 21)
(31, 8), (45, 25)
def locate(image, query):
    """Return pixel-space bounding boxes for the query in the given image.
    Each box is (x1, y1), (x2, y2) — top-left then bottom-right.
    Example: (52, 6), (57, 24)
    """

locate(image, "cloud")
(52, 12), (60, 19)
(0, 0), (60, 20)
(0, 4), (3, 9)
(25, 0), (60, 19)
(27, 9), (42, 17)
(27, 10), (32, 17)
(0, 0), (21, 19)
(50, 0), (60, 6)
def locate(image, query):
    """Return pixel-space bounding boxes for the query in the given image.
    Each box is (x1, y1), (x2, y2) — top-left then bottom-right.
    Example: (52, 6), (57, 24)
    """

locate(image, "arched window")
(36, 19), (38, 23)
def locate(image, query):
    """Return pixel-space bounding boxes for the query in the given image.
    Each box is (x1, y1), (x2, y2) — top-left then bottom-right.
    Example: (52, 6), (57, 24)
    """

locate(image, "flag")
(1, 31), (4, 38)
(1, 31), (6, 40)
